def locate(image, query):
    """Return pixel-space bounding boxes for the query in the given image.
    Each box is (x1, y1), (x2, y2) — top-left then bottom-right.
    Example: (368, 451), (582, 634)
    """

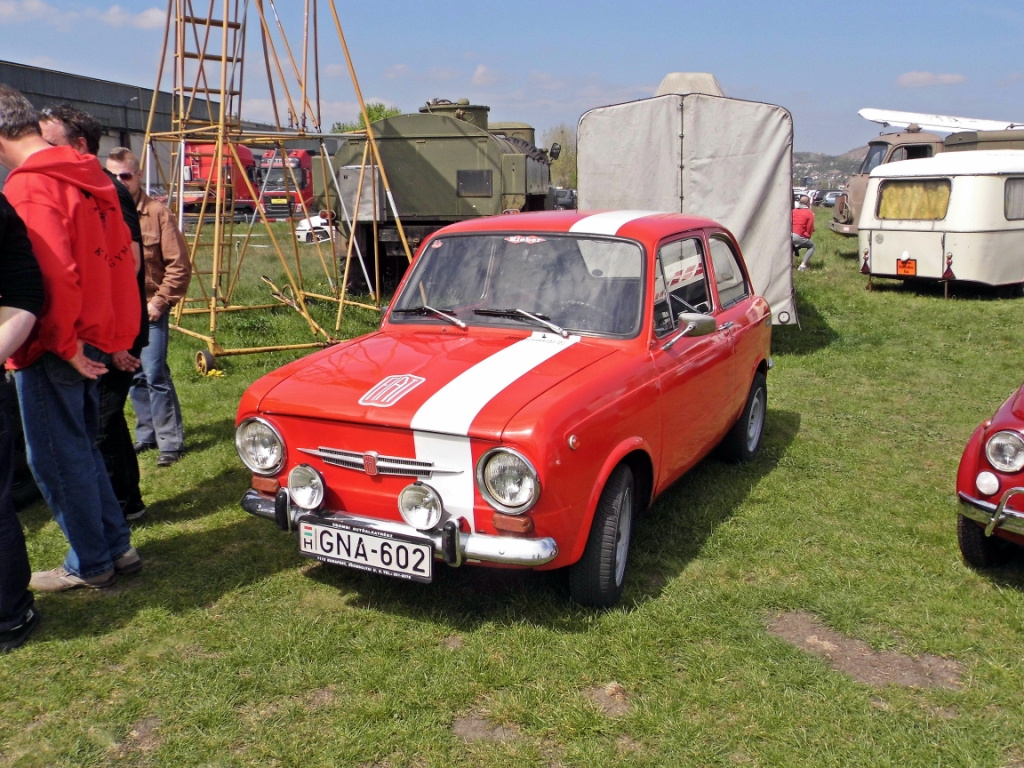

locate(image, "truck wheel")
(569, 465), (634, 608)
(718, 372), (767, 463)
(957, 514), (1012, 568)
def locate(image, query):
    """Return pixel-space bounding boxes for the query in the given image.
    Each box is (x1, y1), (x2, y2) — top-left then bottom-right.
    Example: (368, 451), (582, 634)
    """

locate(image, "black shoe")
(134, 442), (156, 455)
(156, 450), (182, 467)
(0, 608), (40, 653)
(122, 501), (147, 522)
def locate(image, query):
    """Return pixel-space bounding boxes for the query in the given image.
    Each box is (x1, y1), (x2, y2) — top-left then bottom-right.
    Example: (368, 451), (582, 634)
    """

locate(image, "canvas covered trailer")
(577, 93), (797, 324)
(858, 150), (1024, 290)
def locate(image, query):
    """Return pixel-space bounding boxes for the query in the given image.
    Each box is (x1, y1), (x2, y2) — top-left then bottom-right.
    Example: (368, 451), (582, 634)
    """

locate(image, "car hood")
(255, 329), (617, 439)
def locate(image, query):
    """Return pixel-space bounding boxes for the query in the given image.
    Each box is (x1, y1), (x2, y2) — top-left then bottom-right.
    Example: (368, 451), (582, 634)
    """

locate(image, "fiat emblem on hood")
(359, 374), (425, 407)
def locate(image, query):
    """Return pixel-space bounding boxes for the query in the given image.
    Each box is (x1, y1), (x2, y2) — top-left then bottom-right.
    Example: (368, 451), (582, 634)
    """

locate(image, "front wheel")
(569, 465), (635, 608)
(957, 514), (1012, 568)
(718, 371), (767, 463)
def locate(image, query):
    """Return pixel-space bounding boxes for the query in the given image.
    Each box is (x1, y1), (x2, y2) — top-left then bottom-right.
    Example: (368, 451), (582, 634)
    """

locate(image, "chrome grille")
(297, 446), (462, 477)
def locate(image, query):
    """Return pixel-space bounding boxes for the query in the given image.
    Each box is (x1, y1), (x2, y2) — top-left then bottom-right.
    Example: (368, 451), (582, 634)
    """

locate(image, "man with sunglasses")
(106, 147), (190, 468)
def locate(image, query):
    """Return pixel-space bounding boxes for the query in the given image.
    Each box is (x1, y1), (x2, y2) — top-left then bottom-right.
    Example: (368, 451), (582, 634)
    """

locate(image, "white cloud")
(470, 65), (498, 87)
(0, 0), (59, 21)
(85, 4), (165, 29)
(384, 64), (410, 80)
(896, 71), (967, 88)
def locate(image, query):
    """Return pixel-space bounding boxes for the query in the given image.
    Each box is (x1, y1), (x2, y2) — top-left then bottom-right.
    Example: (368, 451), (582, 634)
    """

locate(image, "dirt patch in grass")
(114, 716), (162, 758)
(767, 611), (963, 690)
(442, 634), (464, 650)
(582, 681), (632, 717)
(452, 707), (520, 743)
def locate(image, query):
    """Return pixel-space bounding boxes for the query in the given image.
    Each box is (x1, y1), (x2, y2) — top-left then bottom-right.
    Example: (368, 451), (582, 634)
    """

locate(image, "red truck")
(256, 148), (316, 219)
(181, 143), (259, 216)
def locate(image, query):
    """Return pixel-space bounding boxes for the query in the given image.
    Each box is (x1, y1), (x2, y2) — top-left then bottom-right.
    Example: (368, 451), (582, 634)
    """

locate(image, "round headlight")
(985, 430), (1024, 473)
(976, 471), (1000, 497)
(398, 482), (443, 530)
(477, 449), (539, 514)
(235, 418), (286, 475)
(288, 464), (325, 510)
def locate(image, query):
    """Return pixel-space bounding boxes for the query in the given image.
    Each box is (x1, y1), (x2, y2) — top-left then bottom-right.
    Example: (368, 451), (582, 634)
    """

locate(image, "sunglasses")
(115, 172), (137, 181)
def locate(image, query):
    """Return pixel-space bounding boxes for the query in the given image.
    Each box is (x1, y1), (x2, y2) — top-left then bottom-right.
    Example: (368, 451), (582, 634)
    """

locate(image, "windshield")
(859, 143), (889, 175)
(261, 168), (305, 191)
(390, 233), (644, 337)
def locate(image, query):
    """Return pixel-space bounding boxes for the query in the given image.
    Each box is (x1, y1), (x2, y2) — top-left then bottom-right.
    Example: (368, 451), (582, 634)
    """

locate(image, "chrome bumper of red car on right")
(958, 487), (1024, 537)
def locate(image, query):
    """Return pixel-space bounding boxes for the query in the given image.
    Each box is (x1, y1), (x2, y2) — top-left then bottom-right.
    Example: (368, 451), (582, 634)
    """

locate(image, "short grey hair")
(0, 84), (41, 141)
(107, 146), (141, 171)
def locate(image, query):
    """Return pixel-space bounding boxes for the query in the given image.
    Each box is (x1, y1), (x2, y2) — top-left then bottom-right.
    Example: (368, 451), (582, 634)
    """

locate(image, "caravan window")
(1005, 178), (1024, 220)
(877, 179), (951, 220)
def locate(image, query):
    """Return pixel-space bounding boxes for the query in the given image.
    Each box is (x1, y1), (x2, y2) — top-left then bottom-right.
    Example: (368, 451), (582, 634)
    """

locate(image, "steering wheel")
(559, 299), (617, 331)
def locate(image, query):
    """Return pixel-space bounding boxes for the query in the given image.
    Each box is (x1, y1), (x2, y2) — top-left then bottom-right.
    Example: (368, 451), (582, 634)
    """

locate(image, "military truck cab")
(830, 127), (944, 237)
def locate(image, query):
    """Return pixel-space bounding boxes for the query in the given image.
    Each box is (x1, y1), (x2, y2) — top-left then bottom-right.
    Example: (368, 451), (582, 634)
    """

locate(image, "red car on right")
(957, 379), (1024, 566)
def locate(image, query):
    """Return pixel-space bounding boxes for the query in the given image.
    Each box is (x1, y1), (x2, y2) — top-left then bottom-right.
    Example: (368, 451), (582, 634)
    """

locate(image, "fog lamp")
(976, 471), (1000, 497)
(399, 482), (443, 530)
(288, 464), (325, 510)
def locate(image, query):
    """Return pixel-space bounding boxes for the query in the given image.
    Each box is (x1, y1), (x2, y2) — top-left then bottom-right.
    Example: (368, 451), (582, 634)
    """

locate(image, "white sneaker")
(798, 264), (807, 271)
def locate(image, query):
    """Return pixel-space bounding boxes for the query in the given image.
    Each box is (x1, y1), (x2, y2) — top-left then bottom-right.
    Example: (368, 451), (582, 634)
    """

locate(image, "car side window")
(653, 237), (711, 336)
(708, 235), (750, 309)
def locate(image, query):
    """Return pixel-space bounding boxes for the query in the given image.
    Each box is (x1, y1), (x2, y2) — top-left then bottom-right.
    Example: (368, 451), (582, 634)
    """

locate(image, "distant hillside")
(793, 148), (866, 188)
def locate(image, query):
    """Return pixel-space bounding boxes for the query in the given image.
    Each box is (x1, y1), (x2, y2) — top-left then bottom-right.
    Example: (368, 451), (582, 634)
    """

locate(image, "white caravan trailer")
(858, 150), (1024, 291)
(577, 93), (797, 324)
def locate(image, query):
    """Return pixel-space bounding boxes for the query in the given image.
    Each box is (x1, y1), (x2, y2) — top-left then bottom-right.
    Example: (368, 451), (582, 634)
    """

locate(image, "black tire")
(957, 514), (1012, 568)
(569, 465), (635, 608)
(718, 371), (767, 463)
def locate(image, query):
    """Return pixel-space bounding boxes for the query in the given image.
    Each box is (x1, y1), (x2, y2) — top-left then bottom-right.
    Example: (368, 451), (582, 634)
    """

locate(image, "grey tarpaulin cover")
(577, 93), (798, 324)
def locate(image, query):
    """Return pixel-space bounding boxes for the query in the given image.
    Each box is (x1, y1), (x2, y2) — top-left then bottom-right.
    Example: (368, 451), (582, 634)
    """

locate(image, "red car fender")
(956, 422), (987, 495)
(559, 434), (653, 567)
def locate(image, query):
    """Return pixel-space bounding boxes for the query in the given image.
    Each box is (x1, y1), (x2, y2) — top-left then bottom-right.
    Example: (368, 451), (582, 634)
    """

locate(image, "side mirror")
(549, 143), (562, 161)
(662, 312), (716, 350)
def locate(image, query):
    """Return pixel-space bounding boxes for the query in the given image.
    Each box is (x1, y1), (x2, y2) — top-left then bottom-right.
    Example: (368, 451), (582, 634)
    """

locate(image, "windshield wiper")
(473, 308), (569, 338)
(392, 305), (466, 329)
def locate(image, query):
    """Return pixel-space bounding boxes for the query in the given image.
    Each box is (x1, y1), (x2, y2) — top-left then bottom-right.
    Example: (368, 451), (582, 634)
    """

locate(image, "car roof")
(436, 210), (725, 240)
(871, 149), (1024, 178)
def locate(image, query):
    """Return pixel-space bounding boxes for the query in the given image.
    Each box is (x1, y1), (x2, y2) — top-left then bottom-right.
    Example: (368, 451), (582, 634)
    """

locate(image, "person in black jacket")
(0, 192), (44, 652)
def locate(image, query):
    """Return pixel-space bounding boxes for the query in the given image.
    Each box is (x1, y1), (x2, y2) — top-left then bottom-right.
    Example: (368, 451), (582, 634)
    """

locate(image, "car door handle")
(717, 321), (734, 331)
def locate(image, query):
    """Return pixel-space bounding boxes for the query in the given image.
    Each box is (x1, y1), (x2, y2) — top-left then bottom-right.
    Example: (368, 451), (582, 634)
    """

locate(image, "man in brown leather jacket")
(106, 147), (192, 467)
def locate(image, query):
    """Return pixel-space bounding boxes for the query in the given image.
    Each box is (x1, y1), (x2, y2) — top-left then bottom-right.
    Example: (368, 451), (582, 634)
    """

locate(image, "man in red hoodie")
(0, 84), (142, 592)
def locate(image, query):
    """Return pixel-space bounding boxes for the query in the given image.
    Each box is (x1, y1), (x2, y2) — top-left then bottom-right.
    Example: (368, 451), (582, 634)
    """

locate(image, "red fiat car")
(236, 210), (773, 607)
(957, 378), (1024, 567)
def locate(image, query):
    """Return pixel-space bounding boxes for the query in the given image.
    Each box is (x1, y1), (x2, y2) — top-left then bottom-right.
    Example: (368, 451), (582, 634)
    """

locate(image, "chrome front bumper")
(958, 487), (1024, 537)
(241, 489), (558, 568)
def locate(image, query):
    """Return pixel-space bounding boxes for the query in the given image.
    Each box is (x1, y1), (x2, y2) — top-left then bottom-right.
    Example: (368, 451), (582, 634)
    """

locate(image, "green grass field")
(3, 209), (1024, 767)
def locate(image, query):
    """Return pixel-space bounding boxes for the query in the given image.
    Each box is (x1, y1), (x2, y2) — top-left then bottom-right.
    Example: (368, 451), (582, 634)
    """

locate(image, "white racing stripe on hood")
(411, 332), (579, 532)
(569, 210), (663, 236)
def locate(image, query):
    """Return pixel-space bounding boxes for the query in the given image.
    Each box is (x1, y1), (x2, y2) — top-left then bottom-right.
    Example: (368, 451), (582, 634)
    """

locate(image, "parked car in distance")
(820, 190), (843, 207)
(957, 378), (1024, 566)
(235, 210), (773, 607)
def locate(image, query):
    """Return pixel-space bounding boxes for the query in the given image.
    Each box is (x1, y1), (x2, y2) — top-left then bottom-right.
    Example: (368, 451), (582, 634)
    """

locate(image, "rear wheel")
(569, 465), (634, 608)
(718, 372), (767, 463)
(957, 514), (1012, 568)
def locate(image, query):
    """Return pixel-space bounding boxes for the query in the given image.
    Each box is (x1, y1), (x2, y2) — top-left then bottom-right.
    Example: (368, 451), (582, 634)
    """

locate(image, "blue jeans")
(15, 349), (132, 578)
(130, 312), (184, 451)
(0, 377), (32, 630)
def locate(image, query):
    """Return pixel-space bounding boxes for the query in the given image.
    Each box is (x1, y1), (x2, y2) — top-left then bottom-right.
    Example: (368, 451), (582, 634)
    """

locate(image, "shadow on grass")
(299, 407), (801, 630)
(865, 277), (1024, 301)
(772, 292), (838, 357)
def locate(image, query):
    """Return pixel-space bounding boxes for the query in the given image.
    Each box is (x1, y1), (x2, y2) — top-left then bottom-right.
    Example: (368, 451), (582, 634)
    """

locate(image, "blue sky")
(1, 0), (1021, 155)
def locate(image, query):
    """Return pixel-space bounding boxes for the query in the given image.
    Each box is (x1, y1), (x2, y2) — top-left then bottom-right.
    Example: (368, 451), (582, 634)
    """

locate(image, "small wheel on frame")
(196, 350), (217, 374)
